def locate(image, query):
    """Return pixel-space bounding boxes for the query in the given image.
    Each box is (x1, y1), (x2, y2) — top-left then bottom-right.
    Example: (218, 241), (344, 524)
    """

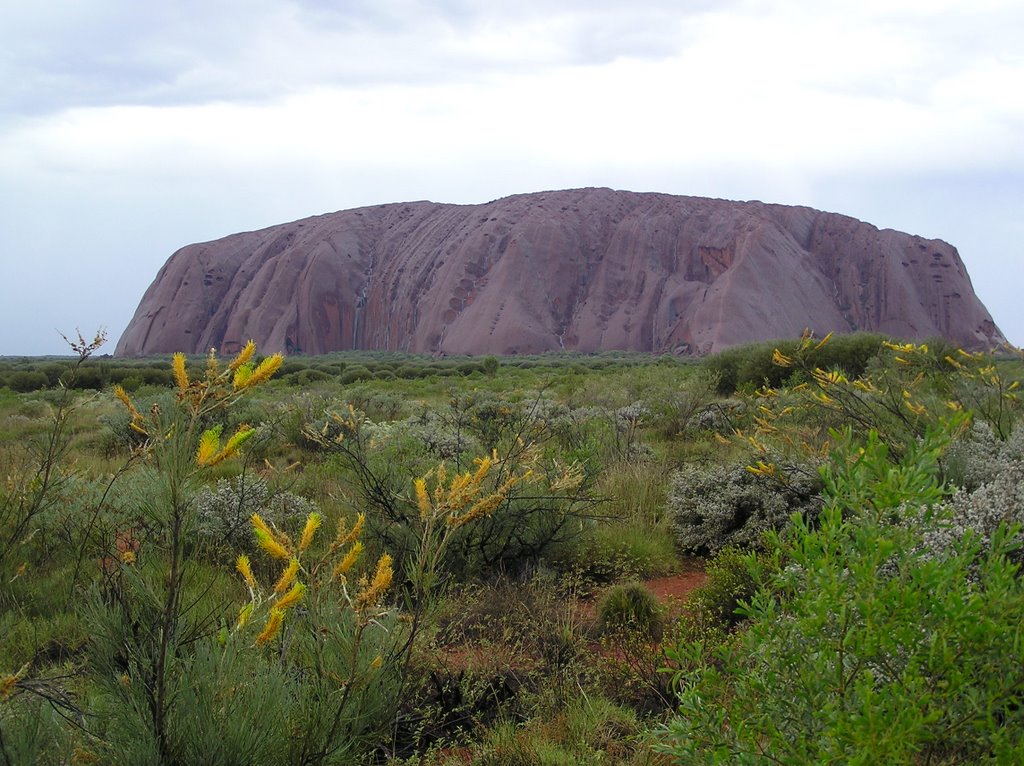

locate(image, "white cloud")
(0, 0), (1022, 353)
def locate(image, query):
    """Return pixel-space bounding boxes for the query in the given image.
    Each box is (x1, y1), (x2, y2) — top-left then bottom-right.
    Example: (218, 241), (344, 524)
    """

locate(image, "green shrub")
(596, 582), (662, 639)
(339, 365), (372, 384)
(660, 419), (1024, 763)
(705, 333), (885, 395)
(6, 371), (48, 393)
(285, 368), (332, 386)
(685, 546), (761, 630)
(481, 356), (500, 376)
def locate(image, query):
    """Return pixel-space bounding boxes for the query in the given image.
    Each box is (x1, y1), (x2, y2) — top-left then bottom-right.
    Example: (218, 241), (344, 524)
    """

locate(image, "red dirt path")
(643, 570), (707, 611)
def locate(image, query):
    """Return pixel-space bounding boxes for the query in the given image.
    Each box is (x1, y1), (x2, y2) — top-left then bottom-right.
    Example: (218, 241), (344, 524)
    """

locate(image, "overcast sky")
(1, 0), (1021, 355)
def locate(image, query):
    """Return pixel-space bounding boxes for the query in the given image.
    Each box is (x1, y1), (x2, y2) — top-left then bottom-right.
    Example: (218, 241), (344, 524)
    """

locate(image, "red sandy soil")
(642, 563), (708, 615)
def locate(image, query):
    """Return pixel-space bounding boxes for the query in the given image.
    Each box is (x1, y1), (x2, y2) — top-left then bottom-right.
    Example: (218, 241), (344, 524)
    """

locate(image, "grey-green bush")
(668, 461), (821, 553)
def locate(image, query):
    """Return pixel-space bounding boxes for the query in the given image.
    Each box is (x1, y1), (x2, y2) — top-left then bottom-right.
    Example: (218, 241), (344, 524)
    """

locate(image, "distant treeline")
(0, 349), (685, 392)
(1, 333), (996, 394)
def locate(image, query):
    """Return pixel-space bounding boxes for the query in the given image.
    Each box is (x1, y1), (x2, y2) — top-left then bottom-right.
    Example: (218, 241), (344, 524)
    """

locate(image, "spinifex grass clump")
(596, 582), (662, 640)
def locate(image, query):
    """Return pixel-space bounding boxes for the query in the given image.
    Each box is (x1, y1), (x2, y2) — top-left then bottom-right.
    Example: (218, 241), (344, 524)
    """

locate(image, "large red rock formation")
(115, 188), (1004, 356)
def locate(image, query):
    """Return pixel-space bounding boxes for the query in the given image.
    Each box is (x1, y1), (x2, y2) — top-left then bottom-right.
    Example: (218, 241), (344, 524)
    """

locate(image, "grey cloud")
(0, 0), (722, 119)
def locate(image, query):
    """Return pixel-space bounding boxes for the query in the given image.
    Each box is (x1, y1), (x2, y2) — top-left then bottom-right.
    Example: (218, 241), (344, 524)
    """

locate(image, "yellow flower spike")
(444, 472), (474, 510)
(946, 401), (963, 411)
(471, 456), (492, 483)
(450, 491), (504, 528)
(251, 513), (274, 539)
(237, 603), (253, 629)
(1009, 381), (1020, 392)
(414, 477), (432, 519)
(713, 433), (731, 445)
(0, 663), (30, 700)
(228, 340), (257, 372)
(273, 558), (300, 594)
(813, 331), (834, 351)
(113, 385), (142, 420)
(299, 512), (322, 552)
(771, 348), (792, 367)
(333, 540), (363, 578)
(255, 608), (285, 646)
(232, 364), (253, 391)
(275, 582), (306, 611)
(370, 655), (383, 671)
(332, 517), (348, 550)
(244, 353), (285, 388)
(339, 513), (365, 548)
(355, 554), (394, 609)
(196, 425), (222, 466)
(745, 461), (776, 478)
(372, 555), (393, 590)
(224, 424), (256, 451)
(172, 353), (190, 391)
(254, 528), (291, 561)
(236, 555), (257, 590)
(905, 400), (927, 416)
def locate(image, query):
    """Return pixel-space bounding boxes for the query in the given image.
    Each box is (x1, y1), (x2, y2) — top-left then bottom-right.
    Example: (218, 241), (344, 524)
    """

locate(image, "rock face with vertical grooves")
(115, 188), (1004, 357)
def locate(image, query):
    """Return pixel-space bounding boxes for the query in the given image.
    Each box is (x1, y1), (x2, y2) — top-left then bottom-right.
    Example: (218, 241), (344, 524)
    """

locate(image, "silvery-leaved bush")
(195, 475), (318, 548)
(668, 461), (821, 553)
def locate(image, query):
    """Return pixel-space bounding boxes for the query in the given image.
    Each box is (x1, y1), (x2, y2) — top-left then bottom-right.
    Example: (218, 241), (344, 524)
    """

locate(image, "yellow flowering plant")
(87, 342), (287, 763)
(734, 331), (1020, 477)
(227, 506), (403, 764)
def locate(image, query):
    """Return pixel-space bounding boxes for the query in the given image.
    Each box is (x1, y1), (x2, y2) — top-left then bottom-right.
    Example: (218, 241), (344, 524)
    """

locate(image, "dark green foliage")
(705, 332), (886, 394)
(6, 370), (49, 392)
(684, 546), (762, 629)
(284, 368), (333, 386)
(481, 355), (500, 376)
(339, 364), (373, 384)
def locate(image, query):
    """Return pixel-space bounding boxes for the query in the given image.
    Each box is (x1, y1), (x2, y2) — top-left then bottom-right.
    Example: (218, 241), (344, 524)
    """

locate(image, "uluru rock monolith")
(115, 188), (1004, 357)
